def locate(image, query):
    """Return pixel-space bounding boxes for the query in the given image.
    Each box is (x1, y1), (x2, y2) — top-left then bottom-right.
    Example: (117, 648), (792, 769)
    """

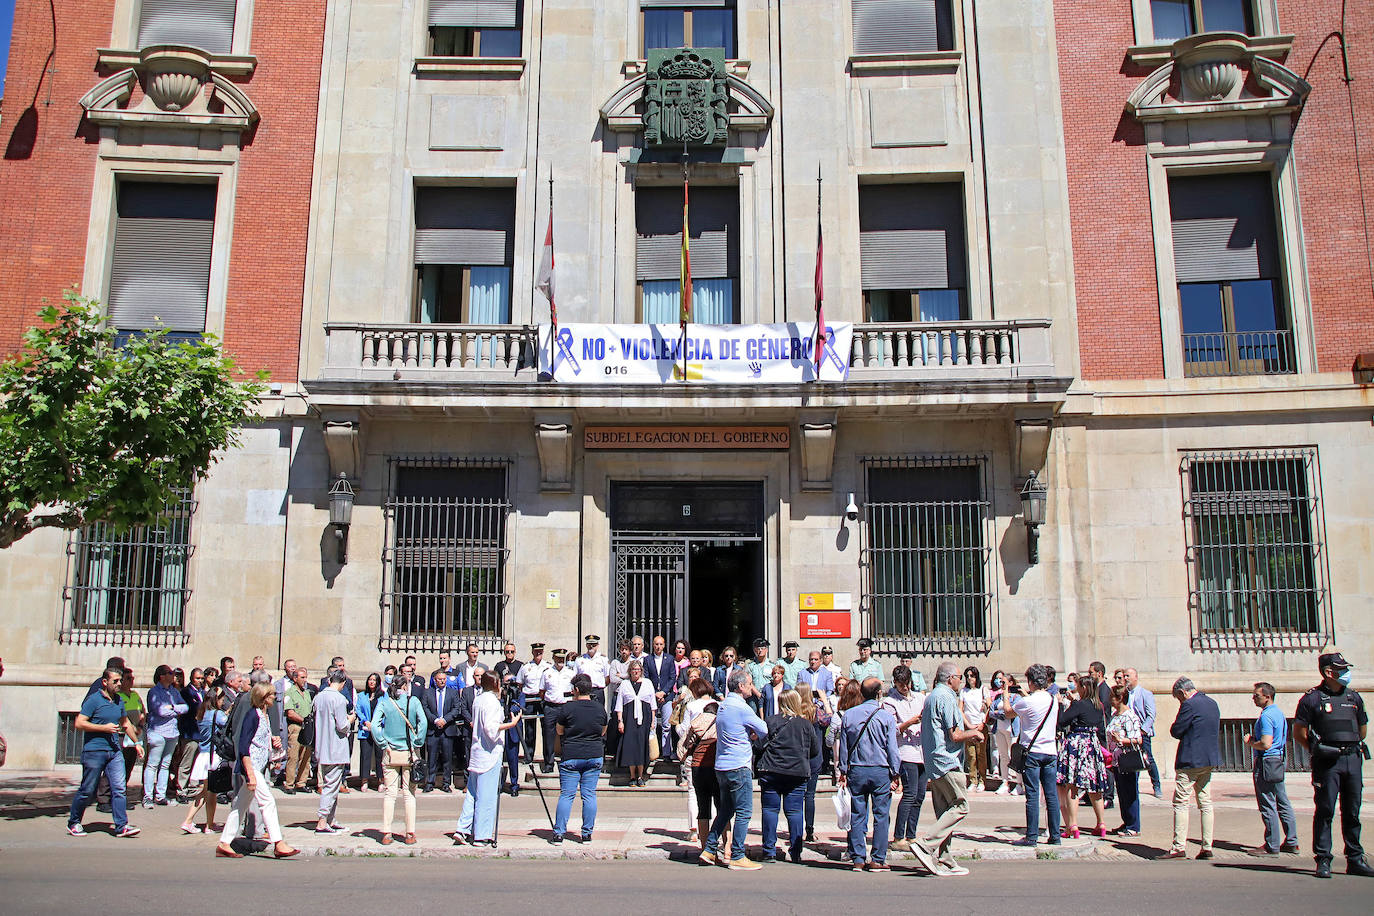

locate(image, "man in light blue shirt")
(838, 678), (901, 869)
(913, 661), (985, 877)
(849, 638), (883, 683)
(745, 638), (775, 698)
(1125, 667), (1161, 795)
(703, 669), (769, 870)
(797, 651), (835, 697)
(1244, 681), (1298, 855)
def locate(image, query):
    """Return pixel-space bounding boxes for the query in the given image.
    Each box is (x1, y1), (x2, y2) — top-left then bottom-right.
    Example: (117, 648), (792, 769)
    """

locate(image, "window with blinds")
(851, 0), (955, 55)
(862, 456), (996, 655)
(635, 185), (739, 323)
(107, 181), (215, 343)
(1150, 0), (1255, 42)
(381, 460), (511, 652)
(1180, 449), (1331, 651)
(641, 1), (736, 58)
(859, 182), (967, 322)
(137, 0), (237, 54)
(61, 489), (196, 649)
(413, 186), (515, 324)
(428, 0), (523, 57)
(1169, 172), (1292, 377)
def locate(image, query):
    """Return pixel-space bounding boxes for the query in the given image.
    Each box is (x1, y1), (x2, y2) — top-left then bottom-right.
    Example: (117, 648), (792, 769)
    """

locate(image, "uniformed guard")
(517, 643), (550, 772)
(575, 634), (611, 707)
(1293, 652), (1373, 879)
(539, 649), (576, 773)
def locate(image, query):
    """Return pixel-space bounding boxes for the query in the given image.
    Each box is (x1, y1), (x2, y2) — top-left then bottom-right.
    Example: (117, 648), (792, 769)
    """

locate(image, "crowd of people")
(61, 640), (1370, 878)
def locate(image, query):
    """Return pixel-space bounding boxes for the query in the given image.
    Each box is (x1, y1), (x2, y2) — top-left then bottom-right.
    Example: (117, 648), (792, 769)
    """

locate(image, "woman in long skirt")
(616, 660), (655, 786)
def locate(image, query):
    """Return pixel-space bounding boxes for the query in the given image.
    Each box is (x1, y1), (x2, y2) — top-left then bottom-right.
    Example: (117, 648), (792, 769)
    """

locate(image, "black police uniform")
(1295, 683), (1368, 867)
(494, 657), (525, 794)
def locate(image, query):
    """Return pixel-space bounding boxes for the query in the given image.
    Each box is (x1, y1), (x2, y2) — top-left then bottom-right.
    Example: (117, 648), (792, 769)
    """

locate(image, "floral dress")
(1106, 707), (1143, 763)
(1056, 699), (1108, 792)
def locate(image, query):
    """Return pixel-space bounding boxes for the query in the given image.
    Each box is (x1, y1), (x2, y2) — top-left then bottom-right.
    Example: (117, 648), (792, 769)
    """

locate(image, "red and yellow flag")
(680, 176), (692, 330)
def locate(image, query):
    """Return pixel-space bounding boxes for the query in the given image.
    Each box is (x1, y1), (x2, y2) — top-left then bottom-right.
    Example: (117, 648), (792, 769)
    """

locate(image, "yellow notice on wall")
(546, 590), (561, 609)
(799, 593), (853, 611)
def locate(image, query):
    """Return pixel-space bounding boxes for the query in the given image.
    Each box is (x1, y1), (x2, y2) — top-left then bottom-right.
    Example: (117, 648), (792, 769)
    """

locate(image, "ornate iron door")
(614, 540), (687, 647)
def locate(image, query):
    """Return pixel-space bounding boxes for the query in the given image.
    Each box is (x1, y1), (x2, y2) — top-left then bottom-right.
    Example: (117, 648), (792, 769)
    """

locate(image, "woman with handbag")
(179, 687), (227, 834)
(678, 687), (721, 850)
(1106, 684), (1144, 836)
(757, 689), (820, 863)
(214, 684), (298, 858)
(676, 676), (715, 840)
(355, 673), (383, 792)
(1055, 675), (1110, 838)
(370, 673), (426, 846)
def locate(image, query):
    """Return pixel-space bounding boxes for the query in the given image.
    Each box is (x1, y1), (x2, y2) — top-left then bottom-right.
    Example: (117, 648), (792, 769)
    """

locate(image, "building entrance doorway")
(610, 482), (765, 655)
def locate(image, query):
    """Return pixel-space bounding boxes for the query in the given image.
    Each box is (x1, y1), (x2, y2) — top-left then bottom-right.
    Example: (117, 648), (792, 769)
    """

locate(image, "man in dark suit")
(643, 636), (678, 764)
(1164, 675), (1221, 859)
(420, 668), (462, 792)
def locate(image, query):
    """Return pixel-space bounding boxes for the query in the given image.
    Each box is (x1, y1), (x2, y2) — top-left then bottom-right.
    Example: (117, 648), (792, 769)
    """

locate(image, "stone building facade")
(0, 1), (1369, 772)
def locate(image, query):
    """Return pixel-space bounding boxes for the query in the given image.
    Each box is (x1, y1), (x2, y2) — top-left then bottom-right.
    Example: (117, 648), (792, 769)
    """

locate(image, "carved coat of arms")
(643, 48), (729, 148)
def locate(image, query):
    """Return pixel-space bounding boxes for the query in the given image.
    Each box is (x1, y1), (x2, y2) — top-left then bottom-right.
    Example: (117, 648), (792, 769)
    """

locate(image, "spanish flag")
(680, 175), (691, 330)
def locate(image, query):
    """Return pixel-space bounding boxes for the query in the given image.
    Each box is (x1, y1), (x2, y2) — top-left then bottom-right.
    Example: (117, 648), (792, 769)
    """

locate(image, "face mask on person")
(1337, 669), (1354, 687)
(992, 678), (1004, 688)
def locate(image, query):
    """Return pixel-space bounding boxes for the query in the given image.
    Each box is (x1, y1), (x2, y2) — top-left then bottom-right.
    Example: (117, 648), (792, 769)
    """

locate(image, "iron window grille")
(380, 457), (511, 653)
(1216, 718), (1311, 773)
(860, 455), (997, 655)
(60, 489), (195, 649)
(1180, 449), (1332, 651)
(56, 712), (83, 765)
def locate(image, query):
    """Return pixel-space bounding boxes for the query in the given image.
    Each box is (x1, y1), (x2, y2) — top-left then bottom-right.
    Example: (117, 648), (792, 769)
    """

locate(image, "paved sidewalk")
(2, 768), (1363, 867)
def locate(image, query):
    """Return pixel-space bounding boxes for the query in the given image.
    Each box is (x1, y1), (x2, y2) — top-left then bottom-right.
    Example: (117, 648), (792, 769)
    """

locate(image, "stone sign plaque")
(584, 426), (790, 450)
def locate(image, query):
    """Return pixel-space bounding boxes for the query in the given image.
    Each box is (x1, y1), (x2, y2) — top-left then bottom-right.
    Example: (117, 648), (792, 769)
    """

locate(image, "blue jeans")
(707, 766), (753, 861)
(847, 765), (893, 864)
(804, 772), (819, 832)
(554, 758), (602, 838)
(1254, 759), (1296, 850)
(894, 760), (926, 840)
(1022, 751), (1061, 843)
(71, 746), (128, 829)
(1117, 765), (1141, 832)
(143, 731), (176, 802)
(457, 764), (502, 841)
(1143, 734), (1161, 793)
(760, 773), (806, 859)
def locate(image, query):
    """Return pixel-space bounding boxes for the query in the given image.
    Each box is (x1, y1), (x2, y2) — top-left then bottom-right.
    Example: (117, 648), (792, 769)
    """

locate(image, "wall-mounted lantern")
(1020, 470), (1048, 565)
(328, 473), (355, 564)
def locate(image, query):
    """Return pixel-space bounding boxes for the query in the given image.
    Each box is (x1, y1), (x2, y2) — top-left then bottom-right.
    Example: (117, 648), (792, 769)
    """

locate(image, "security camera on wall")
(844, 493), (859, 521)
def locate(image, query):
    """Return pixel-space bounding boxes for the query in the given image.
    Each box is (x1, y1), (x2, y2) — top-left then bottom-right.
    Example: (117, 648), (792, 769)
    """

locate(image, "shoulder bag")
(381, 694), (422, 769)
(1009, 698), (1052, 775)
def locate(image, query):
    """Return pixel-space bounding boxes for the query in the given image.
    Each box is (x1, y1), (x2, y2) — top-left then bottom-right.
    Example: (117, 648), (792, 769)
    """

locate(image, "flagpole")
(814, 164), (825, 379)
(680, 149), (690, 383)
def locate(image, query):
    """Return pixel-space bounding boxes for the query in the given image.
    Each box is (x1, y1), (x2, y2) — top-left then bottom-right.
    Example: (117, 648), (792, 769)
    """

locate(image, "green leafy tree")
(0, 291), (266, 549)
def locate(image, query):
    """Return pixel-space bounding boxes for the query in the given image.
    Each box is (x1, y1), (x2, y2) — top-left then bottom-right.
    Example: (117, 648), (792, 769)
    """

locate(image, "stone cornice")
(97, 46), (257, 78)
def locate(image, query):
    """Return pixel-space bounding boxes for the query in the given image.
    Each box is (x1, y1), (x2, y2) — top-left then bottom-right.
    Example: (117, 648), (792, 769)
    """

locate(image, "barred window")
(61, 489), (195, 648)
(381, 458), (510, 652)
(56, 712), (83, 765)
(861, 456), (997, 655)
(1181, 449), (1332, 651)
(1215, 718), (1311, 773)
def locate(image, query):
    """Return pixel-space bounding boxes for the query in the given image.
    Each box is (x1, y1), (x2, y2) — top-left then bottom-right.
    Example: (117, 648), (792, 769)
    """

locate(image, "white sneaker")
(938, 863), (971, 876)
(995, 785), (1010, 796)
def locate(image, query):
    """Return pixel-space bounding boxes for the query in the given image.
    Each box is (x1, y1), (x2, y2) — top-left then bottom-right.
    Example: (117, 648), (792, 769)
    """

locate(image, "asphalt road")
(1, 846), (1368, 914)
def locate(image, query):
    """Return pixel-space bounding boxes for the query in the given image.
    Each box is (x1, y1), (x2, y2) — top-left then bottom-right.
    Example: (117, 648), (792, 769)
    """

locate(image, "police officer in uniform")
(518, 643), (551, 769)
(540, 649), (576, 773)
(1294, 652), (1373, 879)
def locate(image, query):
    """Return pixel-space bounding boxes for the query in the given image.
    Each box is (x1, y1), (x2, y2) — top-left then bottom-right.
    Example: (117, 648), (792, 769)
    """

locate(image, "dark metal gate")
(613, 541), (687, 647)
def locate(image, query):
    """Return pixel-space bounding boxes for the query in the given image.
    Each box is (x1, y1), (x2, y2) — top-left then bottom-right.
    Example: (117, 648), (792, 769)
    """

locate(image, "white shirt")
(519, 659), (551, 697)
(1011, 691), (1058, 755)
(468, 691), (504, 774)
(609, 657), (632, 689)
(882, 687), (925, 764)
(960, 686), (988, 728)
(823, 661), (843, 685)
(575, 652), (611, 688)
(541, 665), (575, 704)
(616, 679), (656, 725)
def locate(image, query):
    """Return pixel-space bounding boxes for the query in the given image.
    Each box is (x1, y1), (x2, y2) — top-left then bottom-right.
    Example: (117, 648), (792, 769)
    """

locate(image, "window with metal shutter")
(635, 186), (738, 280)
(858, 182), (966, 290)
(1169, 172), (1280, 283)
(852, 0), (939, 55)
(107, 182), (215, 334)
(414, 187), (516, 266)
(641, 0), (729, 7)
(137, 0), (237, 54)
(428, 0), (520, 28)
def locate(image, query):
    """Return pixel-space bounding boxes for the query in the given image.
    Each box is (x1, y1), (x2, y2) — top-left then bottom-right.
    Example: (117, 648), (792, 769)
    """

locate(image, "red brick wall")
(0, 2), (326, 383)
(1281, 1), (1374, 372)
(1056, 2), (1374, 379)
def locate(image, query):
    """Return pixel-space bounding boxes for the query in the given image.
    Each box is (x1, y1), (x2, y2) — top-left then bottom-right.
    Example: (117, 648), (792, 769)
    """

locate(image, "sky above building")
(0, 0), (14, 100)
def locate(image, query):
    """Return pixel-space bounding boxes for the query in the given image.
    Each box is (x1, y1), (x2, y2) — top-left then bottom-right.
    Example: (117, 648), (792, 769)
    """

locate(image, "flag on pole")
(814, 172), (826, 371)
(679, 175), (692, 330)
(536, 192), (556, 329)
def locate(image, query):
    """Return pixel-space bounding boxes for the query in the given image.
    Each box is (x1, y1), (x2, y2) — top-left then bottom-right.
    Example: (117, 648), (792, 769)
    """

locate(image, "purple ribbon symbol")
(554, 327), (582, 375)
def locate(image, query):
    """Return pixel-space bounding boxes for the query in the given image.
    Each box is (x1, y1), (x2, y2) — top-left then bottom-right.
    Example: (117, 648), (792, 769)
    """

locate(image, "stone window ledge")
(623, 59), (751, 79)
(1125, 34), (1293, 68)
(415, 56), (526, 77)
(849, 50), (963, 74)
(97, 47), (257, 77)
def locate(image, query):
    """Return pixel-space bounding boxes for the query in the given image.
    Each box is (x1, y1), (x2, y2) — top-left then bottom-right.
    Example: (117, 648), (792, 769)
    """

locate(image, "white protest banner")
(538, 323), (852, 384)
